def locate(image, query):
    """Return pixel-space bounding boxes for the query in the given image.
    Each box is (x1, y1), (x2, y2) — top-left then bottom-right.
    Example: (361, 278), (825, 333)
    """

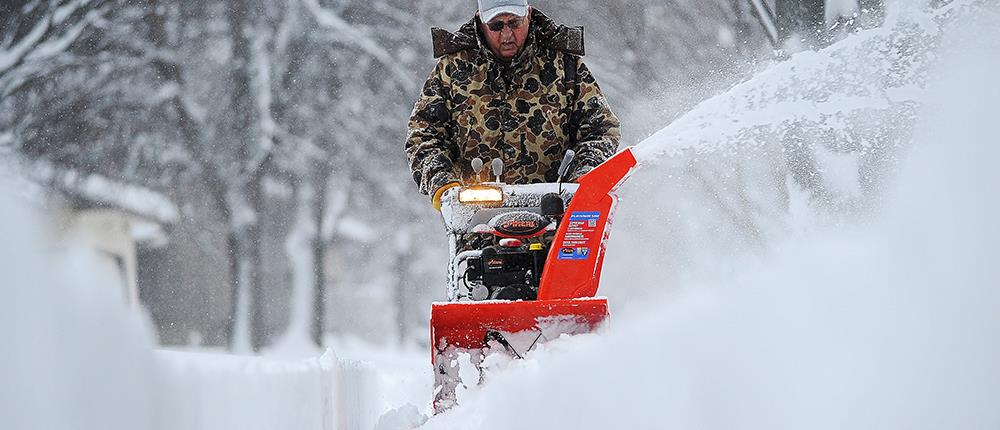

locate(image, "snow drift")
(156, 349), (386, 430)
(0, 176), (160, 428)
(421, 1), (1000, 429)
(0, 169), (402, 429)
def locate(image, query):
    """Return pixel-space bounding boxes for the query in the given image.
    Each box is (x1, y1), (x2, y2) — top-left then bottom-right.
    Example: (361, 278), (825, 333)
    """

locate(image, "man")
(405, 0), (621, 211)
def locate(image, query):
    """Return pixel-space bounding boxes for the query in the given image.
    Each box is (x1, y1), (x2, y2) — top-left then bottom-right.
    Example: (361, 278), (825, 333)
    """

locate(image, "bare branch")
(300, 0), (416, 92)
(0, 0), (108, 79)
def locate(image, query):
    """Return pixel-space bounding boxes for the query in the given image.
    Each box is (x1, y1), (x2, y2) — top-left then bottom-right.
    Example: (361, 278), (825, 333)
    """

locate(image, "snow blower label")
(558, 211), (600, 260)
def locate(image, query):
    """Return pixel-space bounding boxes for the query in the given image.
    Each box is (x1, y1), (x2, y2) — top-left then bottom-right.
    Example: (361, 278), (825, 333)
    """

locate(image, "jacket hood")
(431, 9), (584, 59)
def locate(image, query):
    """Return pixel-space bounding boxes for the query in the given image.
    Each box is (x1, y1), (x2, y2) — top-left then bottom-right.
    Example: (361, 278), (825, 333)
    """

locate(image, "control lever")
(540, 193), (565, 219)
(557, 149), (576, 193)
(491, 158), (504, 183)
(471, 157), (485, 183)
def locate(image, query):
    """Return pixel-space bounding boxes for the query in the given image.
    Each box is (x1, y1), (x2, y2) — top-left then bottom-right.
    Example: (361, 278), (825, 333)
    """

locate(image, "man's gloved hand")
(432, 182), (461, 212)
(567, 165), (594, 183)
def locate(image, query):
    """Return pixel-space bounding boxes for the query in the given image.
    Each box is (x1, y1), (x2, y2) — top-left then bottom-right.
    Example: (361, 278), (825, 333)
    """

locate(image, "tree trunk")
(246, 178), (267, 351)
(393, 231), (413, 346)
(142, 0), (247, 350)
(311, 165), (329, 347)
(224, 229), (244, 350)
(282, 161), (330, 349)
(227, 0), (268, 351)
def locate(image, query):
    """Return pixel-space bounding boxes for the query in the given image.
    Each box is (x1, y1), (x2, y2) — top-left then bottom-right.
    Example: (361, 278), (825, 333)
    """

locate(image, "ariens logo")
(500, 219), (538, 231)
(492, 211), (547, 237)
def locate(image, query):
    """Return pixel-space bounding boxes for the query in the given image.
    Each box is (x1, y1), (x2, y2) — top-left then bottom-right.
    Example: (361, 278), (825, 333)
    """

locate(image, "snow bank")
(0, 173), (159, 428)
(420, 1), (1000, 429)
(156, 349), (385, 430)
(0, 166), (409, 430)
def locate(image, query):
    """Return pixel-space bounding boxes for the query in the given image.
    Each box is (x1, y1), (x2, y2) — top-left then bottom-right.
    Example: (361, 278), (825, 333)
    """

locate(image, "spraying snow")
(420, 1), (1000, 429)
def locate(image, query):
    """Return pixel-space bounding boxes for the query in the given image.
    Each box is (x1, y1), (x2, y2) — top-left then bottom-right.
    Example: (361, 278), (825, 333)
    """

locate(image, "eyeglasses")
(487, 17), (524, 32)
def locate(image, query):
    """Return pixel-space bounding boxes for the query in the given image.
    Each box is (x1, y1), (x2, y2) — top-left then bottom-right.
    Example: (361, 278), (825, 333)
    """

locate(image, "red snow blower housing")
(431, 148), (637, 411)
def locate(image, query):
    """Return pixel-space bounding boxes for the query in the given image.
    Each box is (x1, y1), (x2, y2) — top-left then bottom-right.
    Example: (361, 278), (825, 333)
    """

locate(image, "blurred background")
(0, 0), (884, 352)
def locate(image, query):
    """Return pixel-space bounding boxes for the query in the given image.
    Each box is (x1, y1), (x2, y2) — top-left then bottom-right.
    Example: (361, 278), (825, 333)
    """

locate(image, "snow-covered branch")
(0, 0), (111, 101)
(300, 0), (417, 92)
(0, 0), (107, 77)
(0, 10), (51, 73)
(31, 160), (180, 224)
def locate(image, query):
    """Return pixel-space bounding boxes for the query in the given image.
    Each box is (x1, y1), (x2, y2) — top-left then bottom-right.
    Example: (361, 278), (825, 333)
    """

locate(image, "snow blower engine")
(431, 147), (637, 412)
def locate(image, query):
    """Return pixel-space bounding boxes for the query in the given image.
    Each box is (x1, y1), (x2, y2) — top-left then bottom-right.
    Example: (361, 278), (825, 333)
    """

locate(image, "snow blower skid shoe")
(430, 148), (637, 413)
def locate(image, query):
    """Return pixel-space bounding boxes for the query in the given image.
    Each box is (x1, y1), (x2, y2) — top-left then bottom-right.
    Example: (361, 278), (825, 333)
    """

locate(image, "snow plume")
(601, 0), (987, 304)
(0, 168), (160, 428)
(421, 2), (1000, 429)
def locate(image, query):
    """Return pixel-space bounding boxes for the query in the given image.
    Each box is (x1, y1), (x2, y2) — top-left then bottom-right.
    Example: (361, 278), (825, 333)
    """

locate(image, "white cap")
(478, 0), (529, 23)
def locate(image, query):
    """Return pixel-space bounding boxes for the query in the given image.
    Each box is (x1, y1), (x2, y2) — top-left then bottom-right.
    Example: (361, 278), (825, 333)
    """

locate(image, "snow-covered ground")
(2, 0), (998, 429)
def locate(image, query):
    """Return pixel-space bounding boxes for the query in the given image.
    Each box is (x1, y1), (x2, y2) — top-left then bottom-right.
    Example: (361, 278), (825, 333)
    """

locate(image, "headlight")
(458, 185), (504, 204)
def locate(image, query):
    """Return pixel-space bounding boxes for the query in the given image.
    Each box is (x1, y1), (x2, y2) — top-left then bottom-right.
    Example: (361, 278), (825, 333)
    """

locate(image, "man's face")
(480, 9), (531, 60)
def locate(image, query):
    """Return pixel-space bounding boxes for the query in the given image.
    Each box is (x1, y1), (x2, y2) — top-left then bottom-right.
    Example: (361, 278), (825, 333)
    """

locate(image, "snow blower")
(430, 147), (637, 412)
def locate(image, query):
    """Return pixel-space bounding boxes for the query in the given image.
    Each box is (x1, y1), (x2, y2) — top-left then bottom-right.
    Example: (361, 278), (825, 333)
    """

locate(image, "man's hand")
(432, 182), (462, 211)
(565, 166), (588, 183)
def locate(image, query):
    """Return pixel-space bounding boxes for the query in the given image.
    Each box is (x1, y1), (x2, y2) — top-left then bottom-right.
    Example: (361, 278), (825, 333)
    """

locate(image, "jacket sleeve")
(405, 60), (460, 196)
(567, 59), (621, 181)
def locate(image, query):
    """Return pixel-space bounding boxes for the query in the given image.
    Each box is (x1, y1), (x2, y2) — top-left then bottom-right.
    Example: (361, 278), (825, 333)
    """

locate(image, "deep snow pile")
(156, 350), (343, 430)
(0, 177), (160, 428)
(0, 167), (412, 429)
(421, 1), (1000, 429)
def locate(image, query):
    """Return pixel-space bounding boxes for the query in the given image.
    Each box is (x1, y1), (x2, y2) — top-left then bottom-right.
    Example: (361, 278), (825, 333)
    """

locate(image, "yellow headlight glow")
(458, 186), (504, 204)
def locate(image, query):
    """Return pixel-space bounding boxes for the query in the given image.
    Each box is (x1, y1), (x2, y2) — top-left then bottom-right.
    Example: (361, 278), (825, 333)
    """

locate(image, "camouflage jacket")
(405, 9), (621, 198)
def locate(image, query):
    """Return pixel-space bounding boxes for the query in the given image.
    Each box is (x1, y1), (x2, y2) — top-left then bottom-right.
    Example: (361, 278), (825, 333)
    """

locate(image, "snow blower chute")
(431, 147), (637, 411)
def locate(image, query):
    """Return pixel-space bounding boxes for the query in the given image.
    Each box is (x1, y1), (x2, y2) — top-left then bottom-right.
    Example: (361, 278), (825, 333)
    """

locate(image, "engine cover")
(489, 211), (548, 238)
